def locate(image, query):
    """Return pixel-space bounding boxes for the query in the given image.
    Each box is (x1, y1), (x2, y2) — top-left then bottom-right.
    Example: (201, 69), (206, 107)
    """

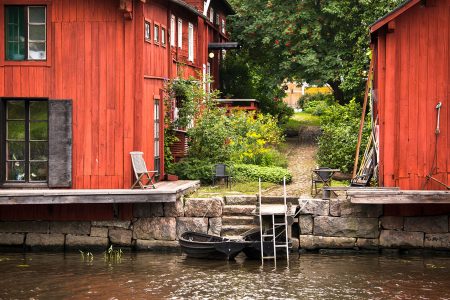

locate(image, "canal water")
(0, 252), (450, 299)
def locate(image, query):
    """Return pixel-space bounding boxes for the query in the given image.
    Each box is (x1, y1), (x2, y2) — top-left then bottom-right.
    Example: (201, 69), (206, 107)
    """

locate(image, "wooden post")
(353, 48), (375, 178)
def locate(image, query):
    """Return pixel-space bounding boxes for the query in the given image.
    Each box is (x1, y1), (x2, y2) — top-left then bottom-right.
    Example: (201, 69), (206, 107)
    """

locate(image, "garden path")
(264, 137), (318, 197)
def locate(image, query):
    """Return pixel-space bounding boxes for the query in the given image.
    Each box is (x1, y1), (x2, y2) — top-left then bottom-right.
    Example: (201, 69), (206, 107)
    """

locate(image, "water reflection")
(0, 252), (449, 299)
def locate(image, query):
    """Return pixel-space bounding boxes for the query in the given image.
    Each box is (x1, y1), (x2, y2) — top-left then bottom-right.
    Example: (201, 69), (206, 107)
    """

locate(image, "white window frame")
(154, 23), (159, 44)
(27, 6), (47, 60)
(170, 15), (176, 47)
(221, 19), (225, 34)
(209, 8), (214, 23)
(144, 20), (151, 42)
(178, 19), (183, 49)
(215, 13), (220, 25)
(161, 27), (166, 47)
(188, 22), (194, 62)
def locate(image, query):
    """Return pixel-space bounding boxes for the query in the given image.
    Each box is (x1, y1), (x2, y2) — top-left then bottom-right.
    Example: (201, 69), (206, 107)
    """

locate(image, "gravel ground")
(264, 137), (318, 197)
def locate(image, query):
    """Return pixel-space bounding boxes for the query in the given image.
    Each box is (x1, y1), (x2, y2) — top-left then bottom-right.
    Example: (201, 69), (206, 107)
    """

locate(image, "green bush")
(173, 158), (215, 183)
(252, 148), (288, 168)
(298, 93), (334, 109)
(317, 99), (369, 173)
(303, 100), (329, 116)
(233, 164), (292, 184)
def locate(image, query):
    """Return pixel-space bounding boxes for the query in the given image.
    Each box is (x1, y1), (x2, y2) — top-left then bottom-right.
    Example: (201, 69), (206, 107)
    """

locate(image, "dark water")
(0, 252), (450, 299)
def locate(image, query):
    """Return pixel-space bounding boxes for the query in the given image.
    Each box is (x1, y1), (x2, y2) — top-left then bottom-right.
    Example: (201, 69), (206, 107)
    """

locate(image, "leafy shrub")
(233, 164), (292, 184)
(317, 99), (369, 173)
(297, 93), (334, 109)
(303, 100), (329, 116)
(173, 158), (215, 183)
(228, 111), (284, 166)
(252, 148), (288, 168)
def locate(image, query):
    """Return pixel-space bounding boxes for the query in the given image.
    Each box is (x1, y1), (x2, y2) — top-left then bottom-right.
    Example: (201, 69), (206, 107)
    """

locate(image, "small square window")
(161, 27), (166, 46)
(5, 6), (47, 61)
(144, 21), (151, 42)
(154, 24), (160, 44)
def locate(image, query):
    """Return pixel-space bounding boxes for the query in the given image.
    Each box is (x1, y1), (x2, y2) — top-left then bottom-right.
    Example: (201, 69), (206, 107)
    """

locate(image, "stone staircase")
(221, 195), (259, 237)
(220, 195), (300, 237)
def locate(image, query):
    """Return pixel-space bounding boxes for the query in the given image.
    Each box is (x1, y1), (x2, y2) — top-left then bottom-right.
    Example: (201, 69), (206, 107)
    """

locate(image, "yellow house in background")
(283, 82), (332, 109)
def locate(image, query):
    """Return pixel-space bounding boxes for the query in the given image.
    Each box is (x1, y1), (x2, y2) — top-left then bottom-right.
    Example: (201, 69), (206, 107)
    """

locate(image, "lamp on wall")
(208, 52), (215, 59)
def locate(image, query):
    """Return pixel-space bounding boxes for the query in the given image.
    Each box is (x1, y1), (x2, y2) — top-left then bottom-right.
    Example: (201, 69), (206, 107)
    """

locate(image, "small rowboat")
(179, 231), (248, 260)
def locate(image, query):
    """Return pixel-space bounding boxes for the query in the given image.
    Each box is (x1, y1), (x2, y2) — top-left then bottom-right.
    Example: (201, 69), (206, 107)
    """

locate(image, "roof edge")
(370, 0), (421, 33)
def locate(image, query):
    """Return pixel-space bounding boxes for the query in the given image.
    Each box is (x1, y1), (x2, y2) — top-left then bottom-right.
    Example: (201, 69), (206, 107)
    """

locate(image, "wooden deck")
(0, 180), (200, 205)
(348, 189), (450, 204)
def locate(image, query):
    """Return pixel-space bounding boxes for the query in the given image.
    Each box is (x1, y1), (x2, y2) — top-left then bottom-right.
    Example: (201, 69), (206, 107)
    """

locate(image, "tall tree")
(228, 0), (402, 103)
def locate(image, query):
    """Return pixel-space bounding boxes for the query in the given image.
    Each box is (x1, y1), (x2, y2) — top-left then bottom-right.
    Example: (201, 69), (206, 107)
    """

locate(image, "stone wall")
(0, 197), (223, 252)
(2, 194), (450, 252)
(298, 197), (450, 252)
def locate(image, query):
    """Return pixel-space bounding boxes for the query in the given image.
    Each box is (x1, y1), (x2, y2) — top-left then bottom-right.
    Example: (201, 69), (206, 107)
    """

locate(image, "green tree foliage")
(317, 99), (370, 173)
(220, 52), (294, 123)
(228, 0), (402, 103)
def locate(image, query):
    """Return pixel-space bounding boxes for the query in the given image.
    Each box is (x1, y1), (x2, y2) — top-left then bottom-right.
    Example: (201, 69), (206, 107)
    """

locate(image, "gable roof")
(370, 0), (421, 33)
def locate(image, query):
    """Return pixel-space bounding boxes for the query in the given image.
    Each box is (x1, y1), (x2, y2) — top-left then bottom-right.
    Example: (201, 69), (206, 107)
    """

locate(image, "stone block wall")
(0, 197), (223, 252)
(298, 197), (450, 252)
(2, 194), (450, 252)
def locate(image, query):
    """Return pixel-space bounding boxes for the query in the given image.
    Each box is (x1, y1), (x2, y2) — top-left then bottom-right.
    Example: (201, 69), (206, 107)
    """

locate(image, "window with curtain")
(5, 6), (46, 61)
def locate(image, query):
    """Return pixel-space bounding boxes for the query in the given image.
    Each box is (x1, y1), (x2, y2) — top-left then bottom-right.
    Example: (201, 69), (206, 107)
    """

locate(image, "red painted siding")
(372, 1), (450, 190)
(0, 0), (230, 191)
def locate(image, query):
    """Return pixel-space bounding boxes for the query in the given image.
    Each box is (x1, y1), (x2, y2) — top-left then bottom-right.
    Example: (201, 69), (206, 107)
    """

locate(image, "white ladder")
(258, 177), (290, 263)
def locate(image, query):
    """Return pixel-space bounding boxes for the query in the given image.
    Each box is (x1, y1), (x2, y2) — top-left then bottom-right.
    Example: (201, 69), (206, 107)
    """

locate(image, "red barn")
(0, 0), (233, 190)
(371, 0), (450, 191)
(352, 0), (450, 215)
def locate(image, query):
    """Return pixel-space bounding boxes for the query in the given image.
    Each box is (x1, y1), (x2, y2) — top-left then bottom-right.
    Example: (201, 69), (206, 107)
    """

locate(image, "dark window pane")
(29, 141), (48, 160)
(30, 101), (48, 120)
(29, 7), (45, 23)
(6, 161), (25, 181)
(7, 141), (25, 160)
(5, 6), (25, 61)
(30, 162), (47, 181)
(7, 101), (25, 119)
(29, 24), (45, 40)
(7, 121), (25, 140)
(30, 122), (48, 140)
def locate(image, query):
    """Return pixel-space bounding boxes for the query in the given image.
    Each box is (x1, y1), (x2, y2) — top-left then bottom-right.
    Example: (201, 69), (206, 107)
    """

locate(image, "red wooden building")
(0, 0), (233, 190)
(371, 0), (450, 191)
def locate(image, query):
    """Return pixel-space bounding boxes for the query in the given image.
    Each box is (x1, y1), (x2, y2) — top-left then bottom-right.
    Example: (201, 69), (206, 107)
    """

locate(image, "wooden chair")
(130, 151), (158, 189)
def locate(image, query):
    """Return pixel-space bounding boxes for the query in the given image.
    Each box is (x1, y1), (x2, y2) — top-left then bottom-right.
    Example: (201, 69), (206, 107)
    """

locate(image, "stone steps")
(222, 205), (256, 216)
(224, 195), (257, 206)
(222, 216), (256, 226)
(221, 225), (259, 236)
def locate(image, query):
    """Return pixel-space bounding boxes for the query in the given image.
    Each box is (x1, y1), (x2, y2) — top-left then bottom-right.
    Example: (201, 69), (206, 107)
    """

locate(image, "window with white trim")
(215, 13), (220, 26)
(188, 22), (194, 62)
(154, 24), (159, 44)
(170, 15), (175, 47)
(209, 8), (214, 23)
(144, 21), (151, 42)
(161, 27), (166, 46)
(177, 19), (183, 49)
(221, 19), (225, 34)
(5, 6), (47, 61)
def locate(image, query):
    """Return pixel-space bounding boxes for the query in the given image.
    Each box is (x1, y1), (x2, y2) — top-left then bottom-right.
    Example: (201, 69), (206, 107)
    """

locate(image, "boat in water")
(179, 231), (249, 260)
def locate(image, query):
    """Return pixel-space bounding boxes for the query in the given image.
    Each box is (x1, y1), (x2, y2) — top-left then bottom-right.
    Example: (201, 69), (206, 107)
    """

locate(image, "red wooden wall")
(0, 0), (229, 192)
(373, 0), (450, 191)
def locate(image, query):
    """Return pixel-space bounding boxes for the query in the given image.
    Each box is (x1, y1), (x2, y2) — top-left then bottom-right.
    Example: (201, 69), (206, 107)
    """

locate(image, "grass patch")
(292, 112), (321, 126)
(282, 112), (320, 134)
(190, 181), (278, 198)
